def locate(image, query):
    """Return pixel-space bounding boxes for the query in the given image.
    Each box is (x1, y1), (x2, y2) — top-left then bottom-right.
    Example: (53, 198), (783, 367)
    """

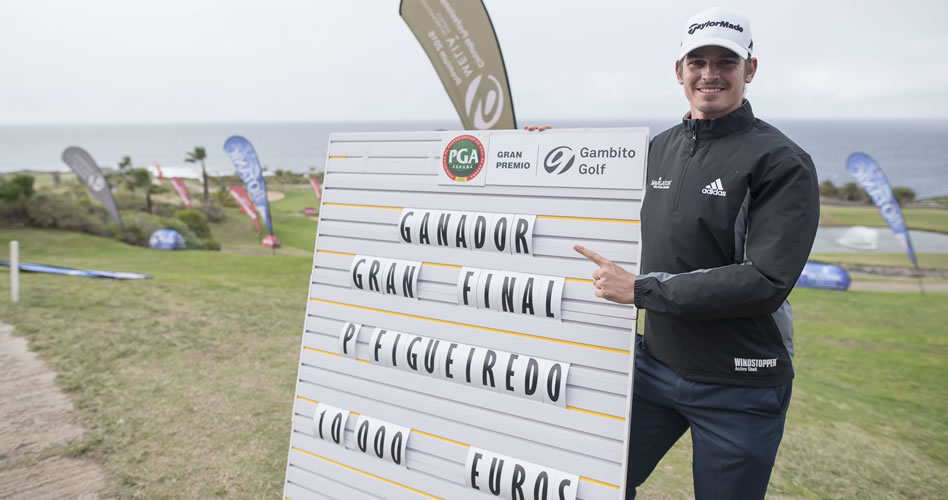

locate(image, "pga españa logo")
(442, 135), (486, 183)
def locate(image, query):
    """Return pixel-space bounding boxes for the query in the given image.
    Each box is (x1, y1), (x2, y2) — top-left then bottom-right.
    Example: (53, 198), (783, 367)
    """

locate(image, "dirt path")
(267, 190), (285, 201)
(0, 322), (105, 499)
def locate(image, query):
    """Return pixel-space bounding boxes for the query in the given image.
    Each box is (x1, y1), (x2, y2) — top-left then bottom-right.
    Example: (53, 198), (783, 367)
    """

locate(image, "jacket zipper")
(673, 123), (698, 214)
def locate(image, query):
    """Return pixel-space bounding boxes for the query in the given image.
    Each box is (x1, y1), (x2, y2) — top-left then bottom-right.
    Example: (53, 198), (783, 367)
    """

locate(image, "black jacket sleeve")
(633, 153), (820, 319)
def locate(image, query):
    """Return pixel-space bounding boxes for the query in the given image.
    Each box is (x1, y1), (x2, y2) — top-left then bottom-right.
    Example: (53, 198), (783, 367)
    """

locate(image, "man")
(535, 6), (820, 499)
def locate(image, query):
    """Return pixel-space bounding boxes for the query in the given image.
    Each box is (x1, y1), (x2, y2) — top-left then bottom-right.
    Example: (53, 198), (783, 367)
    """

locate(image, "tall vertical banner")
(61, 146), (123, 229)
(308, 176), (322, 204)
(400, 0), (516, 130)
(223, 136), (274, 235)
(170, 177), (192, 209)
(847, 153), (919, 270)
(283, 128), (649, 500)
(228, 185), (262, 233)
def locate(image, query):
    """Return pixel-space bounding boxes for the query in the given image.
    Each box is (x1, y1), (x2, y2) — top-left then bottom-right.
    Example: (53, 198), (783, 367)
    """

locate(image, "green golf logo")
(442, 135), (485, 183)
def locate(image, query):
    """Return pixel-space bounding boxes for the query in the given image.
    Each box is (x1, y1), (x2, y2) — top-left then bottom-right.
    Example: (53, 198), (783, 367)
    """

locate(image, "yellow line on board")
(412, 429), (471, 448)
(309, 298), (630, 355)
(327, 156), (347, 159)
(567, 406), (626, 422)
(293, 398), (620, 487)
(423, 261), (462, 269)
(323, 202), (403, 210)
(565, 277), (594, 284)
(305, 348), (625, 422)
(580, 476), (622, 490)
(537, 215), (639, 224)
(292, 447), (444, 500)
(297, 396), (319, 405)
(304, 347), (341, 358)
(317, 250), (355, 257)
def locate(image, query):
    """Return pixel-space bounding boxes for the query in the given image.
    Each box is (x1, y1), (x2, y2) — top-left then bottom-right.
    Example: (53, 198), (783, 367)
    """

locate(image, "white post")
(10, 241), (19, 303)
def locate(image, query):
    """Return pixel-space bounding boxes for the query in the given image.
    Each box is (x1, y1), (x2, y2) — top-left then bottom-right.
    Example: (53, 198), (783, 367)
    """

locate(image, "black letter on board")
(424, 339), (440, 374)
(511, 463), (526, 500)
(525, 358), (539, 395)
(437, 212), (450, 246)
(470, 452), (483, 490)
(357, 420), (369, 452)
(368, 260), (381, 292)
(483, 350), (497, 388)
(456, 214), (468, 248)
(505, 354), (519, 392)
(352, 258), (366, 289)
(444, 343), (458, 379)
(399, 211), (414, 243)
(547, 363), (563, 403)
(515, 217), (530, 254)
(402, 265), (416, 298)
(407, 336), (422, 370)
(501, 275), (516, 312)
(474, 215), (487, 249)
(493, 217), (507, 251)
(522, 277), (535, 315)
(488, 457), (504, 495)
(374, 426), (386, 458)
(419, 212), (431, 244)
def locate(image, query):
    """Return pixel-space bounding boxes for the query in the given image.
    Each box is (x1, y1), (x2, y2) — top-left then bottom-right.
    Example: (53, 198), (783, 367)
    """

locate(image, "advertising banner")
(223, 136), (274, 235)
(400, 0), (516, 130)
(284, 127), (649, 500)
(170, 177), (191, 209)
(796, 261), (851, 291)
(846, 153), (919, 270)
(228, 185), (262, 233)
(61, 146), (122, 228)
(308, 176), (322, 204)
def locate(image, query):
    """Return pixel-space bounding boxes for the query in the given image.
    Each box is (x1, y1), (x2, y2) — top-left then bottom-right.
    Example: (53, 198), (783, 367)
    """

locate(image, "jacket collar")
(682, 99), (755, 139)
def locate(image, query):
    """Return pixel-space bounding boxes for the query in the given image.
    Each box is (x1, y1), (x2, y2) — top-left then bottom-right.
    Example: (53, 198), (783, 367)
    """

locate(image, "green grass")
(206, 185), (318, 257)
(0, 229), (945, 499)
(810, 252), (948, 270)
(820, 205), (948, 234)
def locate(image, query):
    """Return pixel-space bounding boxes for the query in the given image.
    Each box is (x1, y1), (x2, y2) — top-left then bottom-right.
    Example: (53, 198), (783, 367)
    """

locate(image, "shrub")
(819, 180), (838, 198)
(195, 201), (226, 223)
(160, 218), (204, 249)
(0, 174), (35, 203)
(203, 239), (221, 251)
(840, 182), (868, 203)
(215, 186), (238, 207)
(24, 195), (109, 236)
(114, 191), (147, 211)
(892, 187), (916, 206)
(119, 212), (162, 246)
(174, 208), (210, 239)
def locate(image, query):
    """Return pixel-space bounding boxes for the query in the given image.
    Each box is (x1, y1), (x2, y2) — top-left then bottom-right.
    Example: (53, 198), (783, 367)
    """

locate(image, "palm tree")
(118, 155), (132, 189)
(185, 146), (208, 203)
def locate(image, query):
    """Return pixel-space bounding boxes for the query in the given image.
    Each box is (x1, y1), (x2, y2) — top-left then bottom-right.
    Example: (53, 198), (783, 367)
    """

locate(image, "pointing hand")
(574, 244), (636, 304)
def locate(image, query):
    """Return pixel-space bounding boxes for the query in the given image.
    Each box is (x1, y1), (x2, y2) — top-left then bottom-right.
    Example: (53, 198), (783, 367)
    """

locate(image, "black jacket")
(634, 101), (819, 387)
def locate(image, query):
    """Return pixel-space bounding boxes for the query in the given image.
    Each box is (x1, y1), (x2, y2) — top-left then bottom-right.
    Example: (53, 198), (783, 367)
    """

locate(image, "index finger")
(574, 244), (610, 267)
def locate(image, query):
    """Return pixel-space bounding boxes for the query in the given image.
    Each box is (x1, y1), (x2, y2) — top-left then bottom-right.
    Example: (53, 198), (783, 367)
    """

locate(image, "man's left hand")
(574, 244), (637, 304)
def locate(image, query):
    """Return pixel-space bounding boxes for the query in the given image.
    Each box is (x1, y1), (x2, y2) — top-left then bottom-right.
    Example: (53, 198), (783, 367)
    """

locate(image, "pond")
(810, 226), (948, 254)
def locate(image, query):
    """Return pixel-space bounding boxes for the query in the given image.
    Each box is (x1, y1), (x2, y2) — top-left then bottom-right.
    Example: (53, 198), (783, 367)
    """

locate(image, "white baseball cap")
(679, 7), (753, 60)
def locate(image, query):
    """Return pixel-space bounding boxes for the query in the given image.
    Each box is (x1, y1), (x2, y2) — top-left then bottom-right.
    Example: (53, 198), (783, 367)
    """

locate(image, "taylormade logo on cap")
(679, 7), (753, 60)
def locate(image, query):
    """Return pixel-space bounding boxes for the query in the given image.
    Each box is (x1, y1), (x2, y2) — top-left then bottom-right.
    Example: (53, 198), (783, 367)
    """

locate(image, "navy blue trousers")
(626, 335), (792, 500)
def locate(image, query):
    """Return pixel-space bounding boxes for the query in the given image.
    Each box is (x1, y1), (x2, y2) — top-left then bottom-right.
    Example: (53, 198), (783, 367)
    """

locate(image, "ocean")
(1, 119), (946, 198)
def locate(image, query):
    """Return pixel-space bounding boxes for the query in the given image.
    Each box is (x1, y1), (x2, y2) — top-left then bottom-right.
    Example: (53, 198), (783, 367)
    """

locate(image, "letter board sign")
(285, 127), (648, 500)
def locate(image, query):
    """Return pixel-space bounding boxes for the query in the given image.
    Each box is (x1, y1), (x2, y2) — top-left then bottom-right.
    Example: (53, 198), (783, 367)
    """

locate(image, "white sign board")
(284, 128), (647, 500)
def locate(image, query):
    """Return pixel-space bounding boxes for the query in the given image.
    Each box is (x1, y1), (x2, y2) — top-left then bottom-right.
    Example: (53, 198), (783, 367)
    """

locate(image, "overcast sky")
(2, 0), (946, 124)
